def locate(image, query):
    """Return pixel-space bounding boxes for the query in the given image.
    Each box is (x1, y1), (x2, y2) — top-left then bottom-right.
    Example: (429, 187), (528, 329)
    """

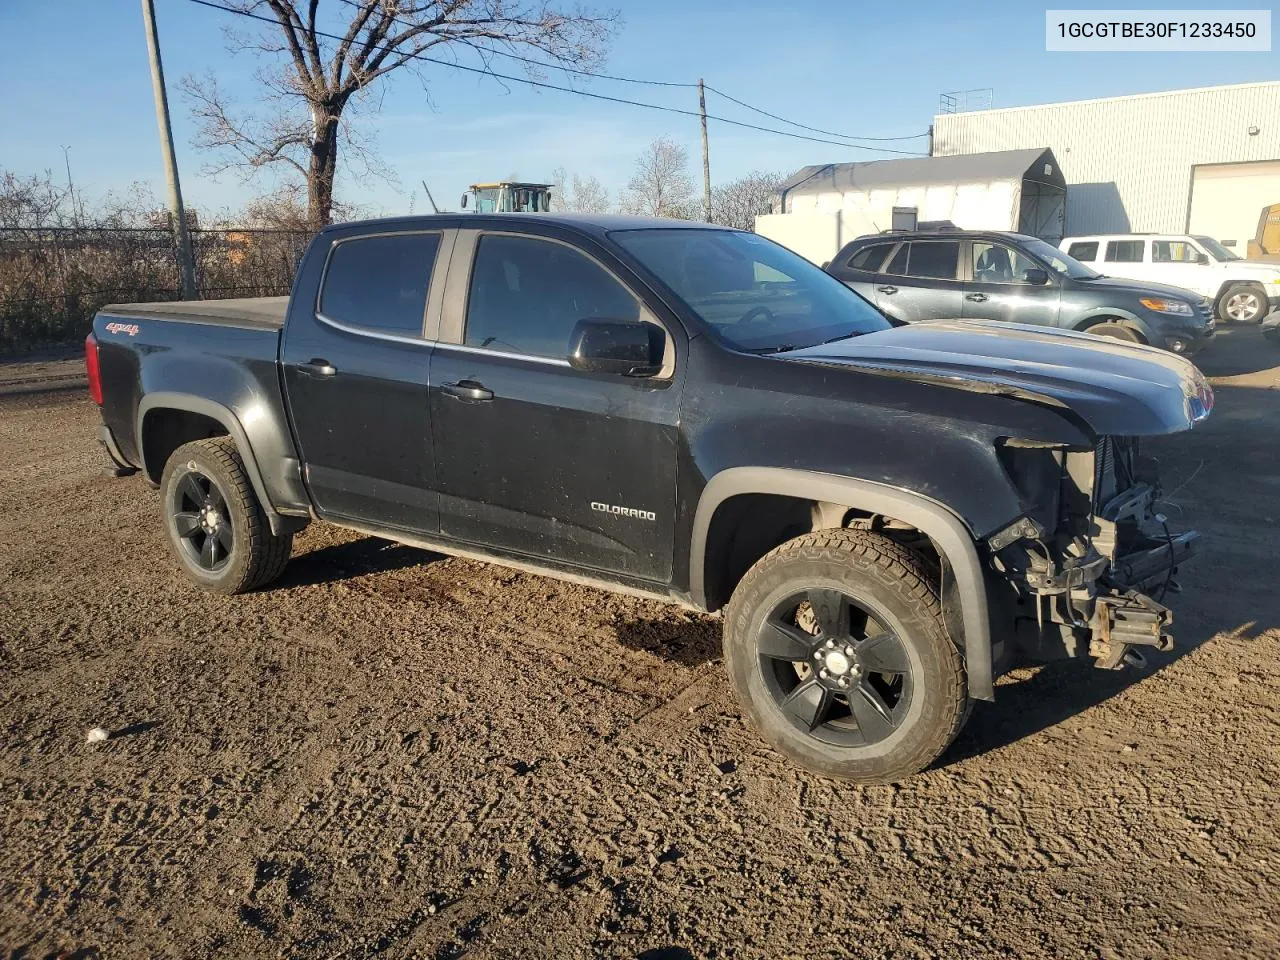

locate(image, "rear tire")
(159, 437), (292, 595)
(723, 529), (968, 783)
(1219, 283), (1266, 324)
(1083, 320), (1142, 343)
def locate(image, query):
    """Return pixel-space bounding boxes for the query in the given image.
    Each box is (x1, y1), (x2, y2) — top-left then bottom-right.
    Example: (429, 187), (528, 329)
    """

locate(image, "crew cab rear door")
(877, 239), (965, 323)
(427, 227), (682, 583)
(281, 223), (455, 532)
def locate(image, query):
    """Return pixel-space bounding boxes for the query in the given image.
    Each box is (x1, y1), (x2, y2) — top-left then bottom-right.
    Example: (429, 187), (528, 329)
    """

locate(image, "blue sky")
(1, 0), (1275, 218)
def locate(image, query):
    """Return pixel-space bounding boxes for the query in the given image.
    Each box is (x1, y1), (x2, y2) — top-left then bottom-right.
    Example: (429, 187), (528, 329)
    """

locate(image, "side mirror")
(568, 319), (664, 377)
(460, 193), (469, 209)
(1022, 268), (1049, 285)
(1195, 252), (1209, 264)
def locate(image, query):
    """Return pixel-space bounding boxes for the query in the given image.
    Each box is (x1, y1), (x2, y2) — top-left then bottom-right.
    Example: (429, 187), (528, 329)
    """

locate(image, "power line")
(329, 0), (926, 145)
(185, 0), (926, 156)
(703, 85), (929, 143)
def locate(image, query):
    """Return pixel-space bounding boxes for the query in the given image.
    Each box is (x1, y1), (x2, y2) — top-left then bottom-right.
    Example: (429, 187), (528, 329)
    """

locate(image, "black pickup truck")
(87, 214), (1210, 782)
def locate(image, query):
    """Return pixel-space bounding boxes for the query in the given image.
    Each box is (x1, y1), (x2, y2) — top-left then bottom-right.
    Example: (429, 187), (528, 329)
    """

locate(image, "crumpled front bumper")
(1086, 525), (1199, 669)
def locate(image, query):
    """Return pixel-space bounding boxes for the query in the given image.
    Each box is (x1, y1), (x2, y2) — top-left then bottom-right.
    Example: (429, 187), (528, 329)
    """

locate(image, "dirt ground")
(2, 327), (1278, 959)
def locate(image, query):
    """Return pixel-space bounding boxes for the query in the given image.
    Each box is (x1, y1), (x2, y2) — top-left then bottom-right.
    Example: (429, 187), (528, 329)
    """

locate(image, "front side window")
(319, 233), (440, 336)
(904, 241), (961, 280)
(972, 242), (1041, 283)
(1067, 241), (1098, 262)
(1105, 239), (1145, 263)
(465, 235), (639, 359)
(611, 228), (890, 354)
(1152, 240), (1201, 263)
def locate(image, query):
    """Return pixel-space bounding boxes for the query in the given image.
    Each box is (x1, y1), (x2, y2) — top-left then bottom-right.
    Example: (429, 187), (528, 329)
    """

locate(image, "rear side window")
(320, 233), (440, 336)
(1105, 240), (1145, 263)
(846, 242), (894, 272)
(1067, 241), (1098, 262)
(465, 235), (639, 359)
(905, 241), (960, 280)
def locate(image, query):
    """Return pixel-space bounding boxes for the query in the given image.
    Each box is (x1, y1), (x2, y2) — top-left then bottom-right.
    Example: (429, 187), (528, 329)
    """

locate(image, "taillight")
(85, 332), (103, 405)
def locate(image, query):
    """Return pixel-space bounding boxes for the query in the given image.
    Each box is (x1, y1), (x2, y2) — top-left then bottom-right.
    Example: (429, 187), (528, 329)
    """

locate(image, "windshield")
(1194, 235), (1241, 261)
(610, 228), (890, 352)
(1022, 237), (1101, 279)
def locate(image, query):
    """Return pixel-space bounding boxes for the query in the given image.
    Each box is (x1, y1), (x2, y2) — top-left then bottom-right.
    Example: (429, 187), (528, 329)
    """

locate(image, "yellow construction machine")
(461, 182), (553, 213)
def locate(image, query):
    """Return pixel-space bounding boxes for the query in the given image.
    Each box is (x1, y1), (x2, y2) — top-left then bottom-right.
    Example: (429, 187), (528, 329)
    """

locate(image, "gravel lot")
(2, 327), (1278, 959)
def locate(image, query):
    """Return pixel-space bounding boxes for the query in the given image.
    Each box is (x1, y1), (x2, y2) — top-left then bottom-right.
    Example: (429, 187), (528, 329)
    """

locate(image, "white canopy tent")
(757, 148), (1066, 264)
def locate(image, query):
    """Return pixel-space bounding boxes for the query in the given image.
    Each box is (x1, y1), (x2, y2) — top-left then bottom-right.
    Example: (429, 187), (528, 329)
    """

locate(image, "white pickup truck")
(1060, 234), (1280, 324)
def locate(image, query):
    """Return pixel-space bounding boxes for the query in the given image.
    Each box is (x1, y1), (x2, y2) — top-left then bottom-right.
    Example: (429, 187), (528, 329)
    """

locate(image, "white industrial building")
(932, 81), (1280, 252)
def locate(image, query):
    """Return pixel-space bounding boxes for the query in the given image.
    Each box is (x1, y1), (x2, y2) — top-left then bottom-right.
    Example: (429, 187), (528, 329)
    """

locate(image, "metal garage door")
(1188, 160), (1280, 253)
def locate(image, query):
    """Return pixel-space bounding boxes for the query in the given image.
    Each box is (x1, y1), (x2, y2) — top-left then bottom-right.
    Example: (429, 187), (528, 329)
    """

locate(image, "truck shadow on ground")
(278, 536), (438, 588)
(612, 615), (722, 668)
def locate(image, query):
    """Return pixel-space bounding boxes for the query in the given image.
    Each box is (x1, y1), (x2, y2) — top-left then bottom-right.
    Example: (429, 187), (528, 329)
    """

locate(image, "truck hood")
(785, 320), (1213, 437)
(1219, 260), (1280, 281)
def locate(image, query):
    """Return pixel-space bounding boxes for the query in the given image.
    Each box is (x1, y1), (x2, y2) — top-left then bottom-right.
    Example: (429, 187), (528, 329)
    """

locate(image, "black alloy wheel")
(170, 466), (234, 571)
(759, 588), (912, 746)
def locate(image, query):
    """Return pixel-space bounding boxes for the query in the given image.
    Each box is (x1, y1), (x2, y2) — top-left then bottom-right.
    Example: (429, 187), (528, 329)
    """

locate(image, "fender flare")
(136, 392), (293, 536)
(690, 467), (994, 701)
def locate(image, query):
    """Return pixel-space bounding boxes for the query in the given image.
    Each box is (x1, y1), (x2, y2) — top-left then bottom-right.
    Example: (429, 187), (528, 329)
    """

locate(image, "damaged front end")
(987, 436), (1199, 672)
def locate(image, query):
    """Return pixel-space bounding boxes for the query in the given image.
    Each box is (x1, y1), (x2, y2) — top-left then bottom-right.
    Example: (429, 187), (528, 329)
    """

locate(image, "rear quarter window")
(319, 232), (441, 336)
(846, 242), (895, 273)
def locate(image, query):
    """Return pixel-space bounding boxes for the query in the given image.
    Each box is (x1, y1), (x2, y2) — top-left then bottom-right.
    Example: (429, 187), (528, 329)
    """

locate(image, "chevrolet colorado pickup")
(87, 214), (1210, 782)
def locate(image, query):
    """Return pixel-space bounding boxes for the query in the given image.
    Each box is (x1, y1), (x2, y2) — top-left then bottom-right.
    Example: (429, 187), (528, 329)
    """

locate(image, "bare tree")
(551, 166), (610, 213)
(619, 138), (694, 219)
(184, 1), (618, 229)
(710, 170), (785, 232)
(570, 174), (610, 214)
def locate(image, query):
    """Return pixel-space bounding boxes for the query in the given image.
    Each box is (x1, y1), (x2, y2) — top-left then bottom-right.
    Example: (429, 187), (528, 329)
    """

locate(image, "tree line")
(553, 138), (782, 230)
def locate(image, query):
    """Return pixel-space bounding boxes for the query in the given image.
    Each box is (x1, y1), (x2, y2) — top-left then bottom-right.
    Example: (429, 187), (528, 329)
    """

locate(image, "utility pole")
(698, 79), (711, 223)
(141, 0), (198, 300)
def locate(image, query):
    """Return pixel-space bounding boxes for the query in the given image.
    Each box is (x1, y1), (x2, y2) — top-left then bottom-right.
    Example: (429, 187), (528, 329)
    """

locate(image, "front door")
(962, 240), (1062, 326)
(428, 231), (681, 583)
(281, 228), (446, 532)
(1146, 239), (1213, 298)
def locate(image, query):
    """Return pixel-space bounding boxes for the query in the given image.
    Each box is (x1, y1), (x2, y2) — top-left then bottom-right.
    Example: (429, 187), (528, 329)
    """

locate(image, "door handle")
(441, 379), (494, 402)
(876, 285), (898, 295)
(965, 293), (989, 303)
(298, 358), (336, 377)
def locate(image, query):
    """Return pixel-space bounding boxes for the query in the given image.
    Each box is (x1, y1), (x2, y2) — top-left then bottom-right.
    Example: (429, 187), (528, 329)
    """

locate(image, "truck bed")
(100, 296), (288, 331)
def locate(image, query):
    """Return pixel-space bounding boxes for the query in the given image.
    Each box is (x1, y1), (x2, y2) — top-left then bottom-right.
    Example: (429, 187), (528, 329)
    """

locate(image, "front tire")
(1083, 320), (1142, 343)
(723, 529), (968, 783)
(159, 437), (292, 595)
(1219, 283), (1266, 324)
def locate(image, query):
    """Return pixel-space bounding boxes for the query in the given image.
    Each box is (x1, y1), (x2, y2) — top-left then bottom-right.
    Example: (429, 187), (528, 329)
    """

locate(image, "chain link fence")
(0, 227), (313, 351)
